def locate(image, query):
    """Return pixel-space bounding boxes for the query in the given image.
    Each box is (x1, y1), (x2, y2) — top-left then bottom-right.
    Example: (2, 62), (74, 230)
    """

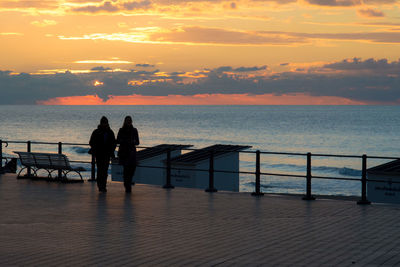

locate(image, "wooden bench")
(14, 151), (85, 182)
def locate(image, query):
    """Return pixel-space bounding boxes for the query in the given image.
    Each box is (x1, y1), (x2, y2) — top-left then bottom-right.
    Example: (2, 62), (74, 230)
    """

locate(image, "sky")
(0, 0), (399, 104)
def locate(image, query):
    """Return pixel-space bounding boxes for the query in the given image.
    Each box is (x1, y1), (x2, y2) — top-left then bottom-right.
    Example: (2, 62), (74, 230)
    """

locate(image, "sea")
(1, 105), (400, 196)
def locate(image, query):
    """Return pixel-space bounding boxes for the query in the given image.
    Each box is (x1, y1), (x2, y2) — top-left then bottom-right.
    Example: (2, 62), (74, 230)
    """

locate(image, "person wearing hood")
(89, 116), (116, 192)
(117, 115), (140, 193)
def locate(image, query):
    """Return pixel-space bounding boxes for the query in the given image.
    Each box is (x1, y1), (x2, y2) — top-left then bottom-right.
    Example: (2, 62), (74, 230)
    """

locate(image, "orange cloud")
(38, 93), (367, 105)
(357, 8), (384, 18)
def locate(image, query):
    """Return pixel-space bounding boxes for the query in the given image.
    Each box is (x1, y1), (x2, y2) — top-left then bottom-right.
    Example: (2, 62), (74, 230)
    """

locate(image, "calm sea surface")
(1, 105), (399, 196)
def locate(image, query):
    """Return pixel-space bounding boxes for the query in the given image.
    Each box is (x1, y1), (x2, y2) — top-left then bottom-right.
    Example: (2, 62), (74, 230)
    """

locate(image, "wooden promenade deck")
(1, 173), (400, 266)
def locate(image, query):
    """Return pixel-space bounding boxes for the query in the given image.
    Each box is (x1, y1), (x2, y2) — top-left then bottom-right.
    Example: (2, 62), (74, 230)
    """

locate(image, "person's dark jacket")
(117, 125), (140, 160)
(89, 125), (116, 158)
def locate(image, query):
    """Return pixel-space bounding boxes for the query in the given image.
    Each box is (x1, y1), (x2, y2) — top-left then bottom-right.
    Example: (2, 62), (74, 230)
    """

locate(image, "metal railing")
(1, 139), (400, 205)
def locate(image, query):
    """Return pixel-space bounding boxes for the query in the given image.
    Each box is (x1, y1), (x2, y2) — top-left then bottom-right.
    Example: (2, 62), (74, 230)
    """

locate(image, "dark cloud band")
(1, 58), (400, 104)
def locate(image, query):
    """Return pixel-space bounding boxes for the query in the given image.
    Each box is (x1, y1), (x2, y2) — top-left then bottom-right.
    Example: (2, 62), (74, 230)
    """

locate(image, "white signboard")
(367, 174), (400, 204)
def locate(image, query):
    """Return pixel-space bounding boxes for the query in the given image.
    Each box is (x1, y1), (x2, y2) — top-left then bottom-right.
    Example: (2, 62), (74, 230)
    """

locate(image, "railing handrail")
(2, 138), (400, 204)
(3, 139), (400, 160)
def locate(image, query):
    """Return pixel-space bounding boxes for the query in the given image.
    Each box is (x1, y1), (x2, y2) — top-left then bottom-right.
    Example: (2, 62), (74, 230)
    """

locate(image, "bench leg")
(16, 167), (27, 179)
(48, 169), (63, 181)
(17, 167), (37, 179)
(62, 170), (84, 183)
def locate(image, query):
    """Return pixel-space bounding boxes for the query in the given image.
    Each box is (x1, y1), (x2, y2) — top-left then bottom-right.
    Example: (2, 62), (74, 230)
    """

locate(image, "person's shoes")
(125, 187), (131, 193)
(99, 188), (107, 193)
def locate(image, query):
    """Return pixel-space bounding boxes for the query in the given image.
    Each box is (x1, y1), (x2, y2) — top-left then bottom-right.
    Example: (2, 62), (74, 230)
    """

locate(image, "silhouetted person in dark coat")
(89, 116), (116, 192)
(117, 116), (140, 193)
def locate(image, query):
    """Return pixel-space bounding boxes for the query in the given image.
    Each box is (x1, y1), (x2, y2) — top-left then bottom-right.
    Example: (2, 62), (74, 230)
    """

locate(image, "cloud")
(136, 63), (155, 67)
(0, 32), (23, 36)
(322, 57), (400, 74)
(359, 22), (400, 27)
(305, 0), (397, 6)
(59, 26), (400, 46)
(66, 0), (104, 2)
(31, 20), (58, 27)
(123, 0), (152, 10)
(72, 1), (119, 13)
(131, 69), (160, 75)
(305, 0), (361, 6)
(58, 27), (306, 45)
(91, 66), (112, 71)
(74, 59), (133, 64)
(0, 0), (58, 9)
(169, 71), (186, 75)
(266, 30), (400, 43)
(147, 26), (306, 45)
(214, 65), (267, 72)
(363, 0), (397, 4)
(357, 8), (384, 18)
(234, 66), (267, 72)
(215, 66), (234, 72)
(0, 70), (12, 76)
(71, 0), (152, 13)
(2, 58), (400, 104)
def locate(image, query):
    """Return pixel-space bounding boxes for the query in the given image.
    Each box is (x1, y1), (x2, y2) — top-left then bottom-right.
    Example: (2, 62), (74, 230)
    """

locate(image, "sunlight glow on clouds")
(37, 93), (367, 105)
(57, 26), (400, 46)
(2, 0), (400, 105)
(2, 58), (400, 105)
(31, 19), (58, 27)
(0, 32), (23, 36)
(74, 60), (133, 64)
(93, 80), (104, 86)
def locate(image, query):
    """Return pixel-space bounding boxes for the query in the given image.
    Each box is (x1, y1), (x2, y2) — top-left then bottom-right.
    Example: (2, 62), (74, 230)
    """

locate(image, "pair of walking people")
(89, 116), (140, 193)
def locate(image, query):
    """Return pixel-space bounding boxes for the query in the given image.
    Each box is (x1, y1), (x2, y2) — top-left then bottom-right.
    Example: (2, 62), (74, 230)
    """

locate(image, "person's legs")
(96, 157), (110, 192)
(123, 164), (136, 192)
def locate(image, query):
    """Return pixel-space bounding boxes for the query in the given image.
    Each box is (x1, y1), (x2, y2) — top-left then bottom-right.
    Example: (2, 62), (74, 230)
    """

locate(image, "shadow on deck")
(0, 173), (399, 266)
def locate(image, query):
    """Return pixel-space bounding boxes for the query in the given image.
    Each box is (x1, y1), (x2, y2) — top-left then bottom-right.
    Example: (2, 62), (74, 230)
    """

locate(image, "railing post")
(88, 154), (96, 182)
(357, 154), (371, 205)
(58, 142), (62, 180)
(303, 152), (315, 200)
(163, 148), (174, 189)
(27, 141), (31, 177)
(206, 150), (218, 192)
(252, 150), (264, 196)
(0, 140), (3, 169)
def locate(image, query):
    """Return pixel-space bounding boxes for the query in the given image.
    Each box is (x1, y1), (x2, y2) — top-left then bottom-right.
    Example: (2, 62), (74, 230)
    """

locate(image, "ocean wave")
(70, 146), (90, 154)
(246, 182), (274, 189)
(338, 167), (362, 177)
(313, 166), (361, 176)
(247, 181), (306, 190)
(263, 163), (361, 177)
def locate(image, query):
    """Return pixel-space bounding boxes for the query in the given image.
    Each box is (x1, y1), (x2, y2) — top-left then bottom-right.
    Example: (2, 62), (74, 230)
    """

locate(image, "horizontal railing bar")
(260, 172), (306, 178)
(3, 141), (27, 144)
(260, 151), (308, 156)
(31, 142), (60, 145)
(366, 156), (400, 160)
(312, 153), (361, 158)
(63, 143), (90, 146)
(312, 175), (361, 182)
(69, 160), (92, 164)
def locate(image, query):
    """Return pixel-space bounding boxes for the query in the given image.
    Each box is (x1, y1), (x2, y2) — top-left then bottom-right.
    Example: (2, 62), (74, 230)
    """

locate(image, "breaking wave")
(265, 163), (361, 177)
(70, 146), (90, 154)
